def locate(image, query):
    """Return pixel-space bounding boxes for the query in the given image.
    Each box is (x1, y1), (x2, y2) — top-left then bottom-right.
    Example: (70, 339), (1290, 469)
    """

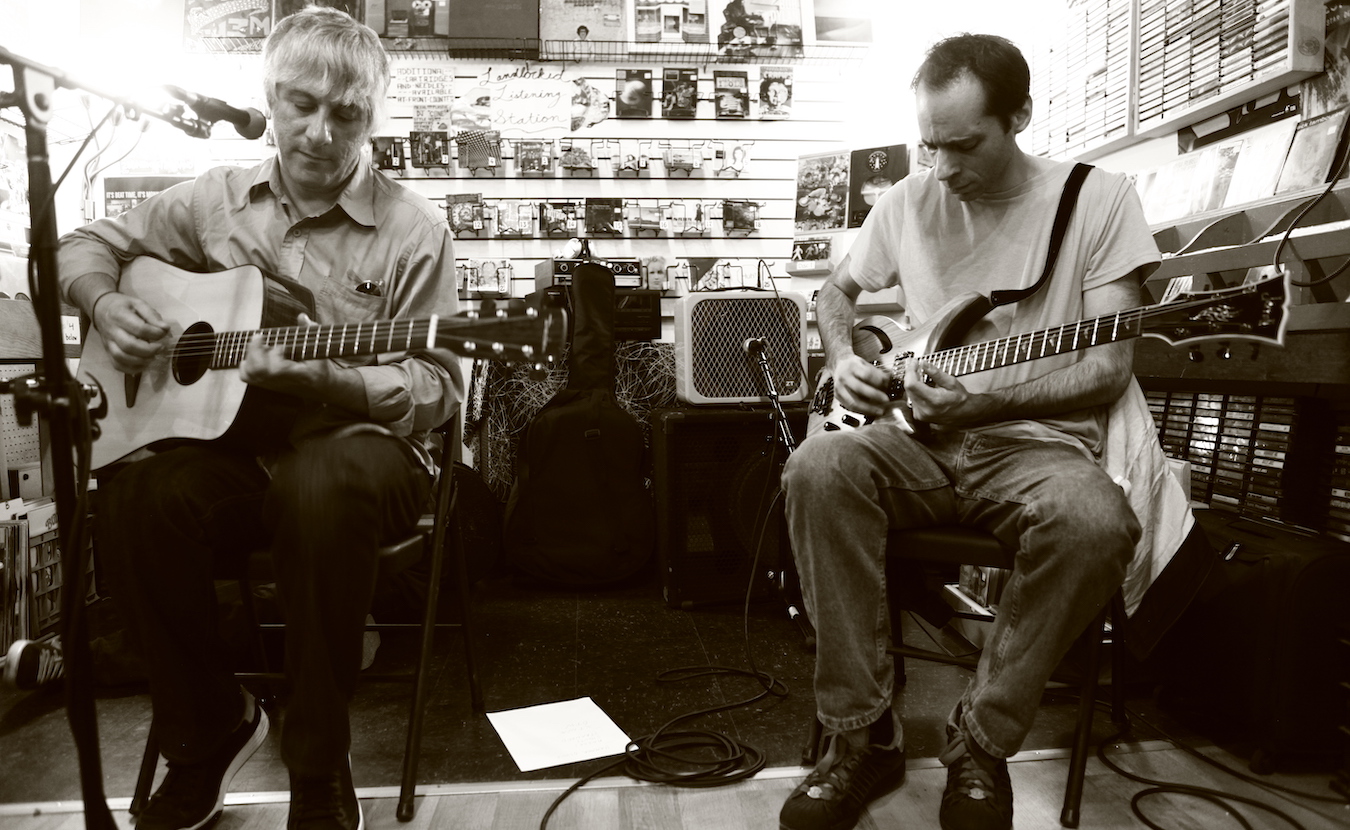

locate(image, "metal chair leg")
(1060, 603), (1107, 828)
(130, 724), (159, 817)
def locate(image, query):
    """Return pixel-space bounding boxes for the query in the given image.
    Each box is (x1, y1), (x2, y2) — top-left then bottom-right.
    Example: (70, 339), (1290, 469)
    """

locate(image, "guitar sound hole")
(173, 321), (215, 385)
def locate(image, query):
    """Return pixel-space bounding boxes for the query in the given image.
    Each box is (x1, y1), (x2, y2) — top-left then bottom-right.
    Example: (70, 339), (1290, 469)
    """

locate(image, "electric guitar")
(808, 274), (1289, 439)
(79, 257), (566, 471)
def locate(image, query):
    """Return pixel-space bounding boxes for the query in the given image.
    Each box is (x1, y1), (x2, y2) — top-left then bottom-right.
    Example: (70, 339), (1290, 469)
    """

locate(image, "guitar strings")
(906, 284), (1275, 378)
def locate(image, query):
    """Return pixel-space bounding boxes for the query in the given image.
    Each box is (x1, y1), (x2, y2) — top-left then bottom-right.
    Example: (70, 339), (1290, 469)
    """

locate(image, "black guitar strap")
(988, 162), (1093, 308)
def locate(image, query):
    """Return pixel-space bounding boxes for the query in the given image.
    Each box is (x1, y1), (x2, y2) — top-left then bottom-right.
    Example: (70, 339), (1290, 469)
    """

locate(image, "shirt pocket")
(318, 276), (390, 367)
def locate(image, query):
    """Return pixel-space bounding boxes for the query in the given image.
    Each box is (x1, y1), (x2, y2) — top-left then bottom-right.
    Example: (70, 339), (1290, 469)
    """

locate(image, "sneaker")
(4, 635), (64, 690)
(938, 719), (1013, 830)
(288, 757), (363, 830)
(780, 722), (906, 830)
(138, 692), (269, 830)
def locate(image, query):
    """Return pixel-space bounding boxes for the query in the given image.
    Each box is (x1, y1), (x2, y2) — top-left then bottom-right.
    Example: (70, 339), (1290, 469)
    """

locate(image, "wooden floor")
(3, 741), (1345, 830)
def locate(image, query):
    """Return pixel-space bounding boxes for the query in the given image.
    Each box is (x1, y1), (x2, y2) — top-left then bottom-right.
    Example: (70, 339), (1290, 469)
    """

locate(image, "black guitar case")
(503, 251), (655, 586)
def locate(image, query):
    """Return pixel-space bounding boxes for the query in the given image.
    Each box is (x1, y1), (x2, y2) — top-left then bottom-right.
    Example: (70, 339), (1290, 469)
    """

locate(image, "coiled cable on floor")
(539, 473), (792, 829)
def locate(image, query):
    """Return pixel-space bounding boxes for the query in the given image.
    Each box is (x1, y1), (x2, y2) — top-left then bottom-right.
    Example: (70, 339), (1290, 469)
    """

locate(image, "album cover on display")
(585, 198), (625, 234)
(617, 69), (655, 118)
(445, 193), (485, 235)
(795, 150), (849, 233)
(454, 130), (502, 171)
(1220, 118), (1299, 209)
(758, 66), (793, 119)
(847, 144), (908, 228)
(662, 68), (700, 119)
(714, 70), (749, 118)
(370, 136), (406, 171)
(1275, 108), (1349, 195)
(791, 236), (832, 263)
(410, 131), (450, 168)
(515, 140), (555, 174)
(495, 200), (534, 236)
(626, 200), (665, 233)
(541, 201), (579, 236)
(722, 199), (758, 233)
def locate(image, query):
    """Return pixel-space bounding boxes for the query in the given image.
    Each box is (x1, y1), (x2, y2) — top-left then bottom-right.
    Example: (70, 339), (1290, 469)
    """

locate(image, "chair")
(130, 410), (484, 823)
(803, 525), (1127, 829)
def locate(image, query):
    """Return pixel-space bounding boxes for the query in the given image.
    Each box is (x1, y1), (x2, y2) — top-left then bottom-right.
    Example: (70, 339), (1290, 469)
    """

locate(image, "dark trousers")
(100, 433), (429, 776)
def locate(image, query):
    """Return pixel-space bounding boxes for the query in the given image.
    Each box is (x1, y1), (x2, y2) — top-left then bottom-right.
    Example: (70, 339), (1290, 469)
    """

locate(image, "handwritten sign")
(450, 64), (608, 138)
(389, 65), (454, 120)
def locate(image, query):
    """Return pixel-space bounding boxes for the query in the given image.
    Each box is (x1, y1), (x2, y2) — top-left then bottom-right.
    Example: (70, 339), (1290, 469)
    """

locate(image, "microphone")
(164, 85), (267, 139)
(742, 336), (767, 356)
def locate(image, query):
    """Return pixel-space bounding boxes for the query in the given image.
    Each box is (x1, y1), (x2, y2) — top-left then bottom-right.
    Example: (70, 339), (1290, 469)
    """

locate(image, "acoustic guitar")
(78, 257), (565, 470)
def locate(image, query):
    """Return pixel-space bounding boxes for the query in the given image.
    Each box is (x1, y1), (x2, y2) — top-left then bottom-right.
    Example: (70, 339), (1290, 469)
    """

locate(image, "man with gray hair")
(58, 8), (460, 830)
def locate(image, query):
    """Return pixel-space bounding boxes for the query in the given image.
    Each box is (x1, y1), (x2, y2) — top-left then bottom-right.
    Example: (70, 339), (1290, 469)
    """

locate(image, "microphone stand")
(0, 45), (225, 830)
(745, 339), (816, 649)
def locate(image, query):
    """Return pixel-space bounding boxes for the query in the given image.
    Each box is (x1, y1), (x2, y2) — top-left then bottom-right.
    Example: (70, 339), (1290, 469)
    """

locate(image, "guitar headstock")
(1141, 274), (1288, 348)
(437, 296), (568, 367)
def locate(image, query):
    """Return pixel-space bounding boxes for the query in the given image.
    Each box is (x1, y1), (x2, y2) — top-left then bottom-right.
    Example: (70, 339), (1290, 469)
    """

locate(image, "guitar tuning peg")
(1217, 343), (1231, 360)
(1188, 348), (1204, 363)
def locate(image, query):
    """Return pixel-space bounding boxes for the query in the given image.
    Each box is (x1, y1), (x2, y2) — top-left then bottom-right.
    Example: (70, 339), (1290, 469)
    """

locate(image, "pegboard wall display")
(1, 362), (41, 468)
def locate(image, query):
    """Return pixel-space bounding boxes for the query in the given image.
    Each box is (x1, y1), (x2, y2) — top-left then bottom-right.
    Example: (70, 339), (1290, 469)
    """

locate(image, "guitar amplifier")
(652, 406), (807, 608)
(535, 257), (644, 289)
(674, 290), (808, 405)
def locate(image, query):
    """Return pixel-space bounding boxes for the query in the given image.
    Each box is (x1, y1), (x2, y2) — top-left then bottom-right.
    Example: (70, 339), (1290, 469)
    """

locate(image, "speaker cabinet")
(674, 291), (808, 405)
(652, 405), (806, 608)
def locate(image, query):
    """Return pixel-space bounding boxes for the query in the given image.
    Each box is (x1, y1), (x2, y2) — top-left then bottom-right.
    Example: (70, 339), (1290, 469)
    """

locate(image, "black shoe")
(138, 695), (269, 830)
(4, 635), (63, 690)
(938, 721), (1013, 830)
(288, 757), (364, 830)
(780, 727), (906, 830)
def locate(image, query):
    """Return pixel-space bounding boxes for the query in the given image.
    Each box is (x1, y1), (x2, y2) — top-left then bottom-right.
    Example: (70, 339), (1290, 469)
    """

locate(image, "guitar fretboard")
(182, 318), (440, 369)
(922, 309), (1146, 377)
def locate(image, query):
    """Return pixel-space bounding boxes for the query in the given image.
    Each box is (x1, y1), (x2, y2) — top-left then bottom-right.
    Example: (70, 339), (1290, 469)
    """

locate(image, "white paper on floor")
(486, 696), (634, 772)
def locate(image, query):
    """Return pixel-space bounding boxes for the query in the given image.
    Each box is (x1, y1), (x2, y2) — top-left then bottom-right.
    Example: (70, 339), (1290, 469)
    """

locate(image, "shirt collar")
(246, 155), (378, 228)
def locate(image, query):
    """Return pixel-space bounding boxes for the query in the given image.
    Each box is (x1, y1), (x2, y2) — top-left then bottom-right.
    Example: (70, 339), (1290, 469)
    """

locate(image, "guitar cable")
(538, 432), (792, 830)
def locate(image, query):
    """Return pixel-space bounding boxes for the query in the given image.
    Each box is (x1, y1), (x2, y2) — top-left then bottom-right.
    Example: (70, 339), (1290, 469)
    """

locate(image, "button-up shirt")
(58, 156), (461, 473)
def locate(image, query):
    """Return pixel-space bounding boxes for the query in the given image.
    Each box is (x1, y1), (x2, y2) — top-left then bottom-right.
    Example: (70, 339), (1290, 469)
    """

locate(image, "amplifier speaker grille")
(675, 291), (808, 405)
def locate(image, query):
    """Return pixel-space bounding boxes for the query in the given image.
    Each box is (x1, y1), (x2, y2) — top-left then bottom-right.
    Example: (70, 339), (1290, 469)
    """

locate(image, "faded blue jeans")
(783, 422), (1138, 759)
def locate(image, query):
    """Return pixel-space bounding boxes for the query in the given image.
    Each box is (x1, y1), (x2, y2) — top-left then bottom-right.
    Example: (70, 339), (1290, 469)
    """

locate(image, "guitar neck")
(205, 317), (439, 368)
(924, 307), (1146, 378)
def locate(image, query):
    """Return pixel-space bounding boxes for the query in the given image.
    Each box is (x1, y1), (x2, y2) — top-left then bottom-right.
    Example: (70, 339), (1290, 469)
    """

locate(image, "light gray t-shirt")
(843, 159), (1160, 456)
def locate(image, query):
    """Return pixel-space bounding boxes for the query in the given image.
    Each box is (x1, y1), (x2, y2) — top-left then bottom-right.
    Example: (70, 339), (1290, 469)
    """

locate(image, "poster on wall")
(103, 177), (193, 220)
(809, 0), (872, 44)
(540, 0), (625, 48)
(184, 0), (272, 49)
(712, 0), (803, 59)
(630, 0), (709, 45)
(847, 144), (908, 228)
(274, 0), (362, 24)
(0, 123), (29, 260)
(365, 0), (452, 37)
(794, 151), (849, 233)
